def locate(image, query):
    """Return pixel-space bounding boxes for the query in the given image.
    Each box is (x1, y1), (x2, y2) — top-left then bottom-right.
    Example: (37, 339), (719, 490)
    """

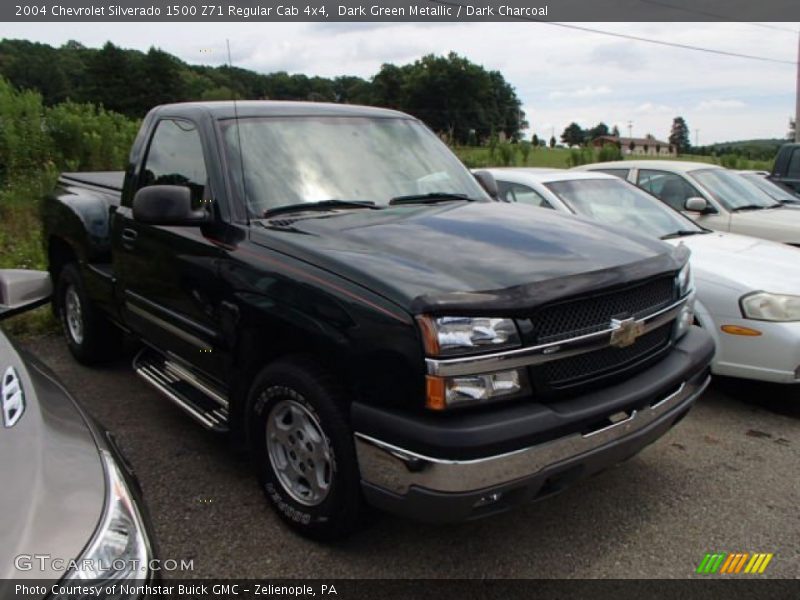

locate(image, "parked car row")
(3, 102), (792, 589)
(486, 167), (800, 385)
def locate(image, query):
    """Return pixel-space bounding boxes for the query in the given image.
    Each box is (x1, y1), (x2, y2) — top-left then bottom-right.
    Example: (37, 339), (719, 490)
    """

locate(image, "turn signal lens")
(425, 375), (447, 411)
(721, 324), (762, 337)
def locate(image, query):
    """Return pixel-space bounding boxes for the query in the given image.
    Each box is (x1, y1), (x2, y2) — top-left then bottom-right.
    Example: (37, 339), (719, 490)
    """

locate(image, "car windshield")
(544, 177), (704, 239)
(689, 168), (781, 210)
(739, 172), (798, 202)
(220, 116), (487, 216)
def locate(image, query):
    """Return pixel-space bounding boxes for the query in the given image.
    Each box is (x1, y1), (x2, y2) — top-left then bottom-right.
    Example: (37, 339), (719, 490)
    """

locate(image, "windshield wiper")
(389, 192), (475, 206)
(731, 203), (774, 212)
(779, 198), (800, 205)
(660, 230), (709, 240)
(262, 199), (379, 218)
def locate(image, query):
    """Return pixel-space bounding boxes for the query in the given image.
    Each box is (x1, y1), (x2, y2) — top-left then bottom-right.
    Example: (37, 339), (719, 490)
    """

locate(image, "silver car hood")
(0, 337), (104, 580)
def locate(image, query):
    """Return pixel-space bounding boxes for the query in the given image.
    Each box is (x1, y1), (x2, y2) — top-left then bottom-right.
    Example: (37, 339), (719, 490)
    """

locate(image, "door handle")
(121, 228), (138, 250)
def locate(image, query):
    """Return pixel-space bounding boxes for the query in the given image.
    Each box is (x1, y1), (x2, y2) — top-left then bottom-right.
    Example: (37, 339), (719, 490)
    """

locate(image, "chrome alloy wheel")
(64, 285), (84, 344)
(266, 399), (334, 506)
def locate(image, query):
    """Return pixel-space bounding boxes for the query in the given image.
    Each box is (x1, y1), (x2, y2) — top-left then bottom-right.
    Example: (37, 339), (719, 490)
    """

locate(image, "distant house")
(591, 134), (676, 157)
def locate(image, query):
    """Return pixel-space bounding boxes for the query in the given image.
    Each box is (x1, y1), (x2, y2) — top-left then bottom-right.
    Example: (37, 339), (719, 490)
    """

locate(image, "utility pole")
(795, 29), (799, 142)
(627, 121), (633, 138)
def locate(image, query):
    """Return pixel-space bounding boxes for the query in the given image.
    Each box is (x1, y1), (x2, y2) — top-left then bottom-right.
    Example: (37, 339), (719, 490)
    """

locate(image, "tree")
(669, 116), (691, 154)
(561, 122), (585, 146)
(611, 124), (620, 137)
(789, 118), (796, 141)
(586, 122), (609, 140)
(628, 139), (636, 153)
(549, 135), (556, 148)
(532, 133), (539, 147)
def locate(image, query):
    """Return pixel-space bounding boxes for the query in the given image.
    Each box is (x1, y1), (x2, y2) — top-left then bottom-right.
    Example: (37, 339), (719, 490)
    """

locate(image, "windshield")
(739, 172), (798, 202)
(220, 116), (487, 216)
(544, 178), (703, 238)
(689, 168), (780, 210)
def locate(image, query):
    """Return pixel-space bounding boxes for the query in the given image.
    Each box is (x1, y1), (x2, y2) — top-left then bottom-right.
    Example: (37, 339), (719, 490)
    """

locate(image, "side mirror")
(133, 185), (209, 226)
(0, 270), (52, 320)
(684, 197), (711, 213)
(473, 170), (499, 200)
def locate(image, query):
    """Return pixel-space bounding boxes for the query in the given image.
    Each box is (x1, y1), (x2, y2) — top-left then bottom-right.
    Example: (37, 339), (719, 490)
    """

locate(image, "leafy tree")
(549, 135), (556, 148)
(586, 122), (609, 140)
(597, 143), (622, 162)
(532, 133), (539, 147)
(611, 125), (620, 137)
(789, 118), (797, 141)
(561, 122), (585, 146)
(669, 116), (691, 154)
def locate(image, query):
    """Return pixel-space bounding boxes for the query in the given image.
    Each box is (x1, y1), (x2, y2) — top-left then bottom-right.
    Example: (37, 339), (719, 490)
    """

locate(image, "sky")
(3, 21), (799, 144)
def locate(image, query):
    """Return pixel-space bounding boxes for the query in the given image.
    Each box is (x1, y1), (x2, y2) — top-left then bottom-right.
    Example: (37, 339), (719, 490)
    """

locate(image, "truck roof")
(152, 100), (411, 121)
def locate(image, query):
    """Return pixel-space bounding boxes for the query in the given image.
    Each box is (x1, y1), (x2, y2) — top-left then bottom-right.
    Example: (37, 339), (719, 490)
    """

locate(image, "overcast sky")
(3, 21), (799, 144)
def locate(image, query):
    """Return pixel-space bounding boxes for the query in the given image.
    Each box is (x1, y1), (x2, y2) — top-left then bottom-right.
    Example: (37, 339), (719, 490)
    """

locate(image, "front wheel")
(248, 359), (363, 540)
(56, 263), (121, 365)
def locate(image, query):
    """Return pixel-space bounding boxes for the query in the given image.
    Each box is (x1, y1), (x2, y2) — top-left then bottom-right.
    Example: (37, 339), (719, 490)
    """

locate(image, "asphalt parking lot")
(19, 334), (800, 579)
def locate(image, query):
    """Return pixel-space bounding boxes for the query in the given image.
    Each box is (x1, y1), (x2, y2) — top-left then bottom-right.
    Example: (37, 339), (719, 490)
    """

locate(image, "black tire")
(248, 358), (363, 541)
(56, 263), (121, 365)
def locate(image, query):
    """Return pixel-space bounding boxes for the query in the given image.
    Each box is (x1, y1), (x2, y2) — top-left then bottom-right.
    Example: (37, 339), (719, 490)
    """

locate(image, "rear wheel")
(56, 263), (121, 365)
(248, 358), (362, 540)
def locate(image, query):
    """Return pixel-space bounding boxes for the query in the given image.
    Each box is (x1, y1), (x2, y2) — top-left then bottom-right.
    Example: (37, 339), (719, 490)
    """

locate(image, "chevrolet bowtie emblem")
(609, 318), (645, 348)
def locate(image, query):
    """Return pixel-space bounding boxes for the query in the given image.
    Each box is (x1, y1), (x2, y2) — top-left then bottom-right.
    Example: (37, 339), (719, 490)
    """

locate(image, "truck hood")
(729, 206), (800, 243)
(0, 338), (104, 580)
(251, 202), (686, 314)
(665, 231), (800, 294)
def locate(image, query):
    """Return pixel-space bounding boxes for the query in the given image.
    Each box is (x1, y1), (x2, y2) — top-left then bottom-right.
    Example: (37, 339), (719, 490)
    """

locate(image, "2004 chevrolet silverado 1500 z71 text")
(42, 101), (714, 539)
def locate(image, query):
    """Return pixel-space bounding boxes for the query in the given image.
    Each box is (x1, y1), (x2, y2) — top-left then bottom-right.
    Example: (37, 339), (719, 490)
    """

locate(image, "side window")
(497, 181), (553, 208)
(595, 169), (629, 180)
(141, 119), (208, 206)
(637, 169), (699, 211)
(788, 149), (800, 178)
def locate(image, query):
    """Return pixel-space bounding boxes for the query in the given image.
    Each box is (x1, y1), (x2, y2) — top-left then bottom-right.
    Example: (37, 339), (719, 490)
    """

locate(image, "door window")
(788, 148), (800, 178)
(497, 181), (553, 208)
(141, 119), (208, 205)
(637, 169), (701, 211)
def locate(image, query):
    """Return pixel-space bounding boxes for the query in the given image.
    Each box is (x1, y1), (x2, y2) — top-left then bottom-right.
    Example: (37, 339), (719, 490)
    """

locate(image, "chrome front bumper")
(355, 374), (710, 496)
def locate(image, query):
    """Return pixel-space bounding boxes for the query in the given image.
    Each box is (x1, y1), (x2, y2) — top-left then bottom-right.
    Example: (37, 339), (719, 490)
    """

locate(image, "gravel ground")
(18, 334), (800, 579)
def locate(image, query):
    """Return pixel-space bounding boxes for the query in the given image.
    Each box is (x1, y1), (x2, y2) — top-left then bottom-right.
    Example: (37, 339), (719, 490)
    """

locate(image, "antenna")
(227, 39), (249, 222)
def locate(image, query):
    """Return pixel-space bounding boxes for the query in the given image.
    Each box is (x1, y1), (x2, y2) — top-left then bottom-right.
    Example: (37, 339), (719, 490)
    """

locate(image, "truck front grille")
(530, 275), (676, 344)
(539, 323), (673, 390)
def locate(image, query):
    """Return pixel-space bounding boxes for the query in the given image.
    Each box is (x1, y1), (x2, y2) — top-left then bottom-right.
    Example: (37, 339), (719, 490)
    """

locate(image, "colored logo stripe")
(697, 552), (773, 574)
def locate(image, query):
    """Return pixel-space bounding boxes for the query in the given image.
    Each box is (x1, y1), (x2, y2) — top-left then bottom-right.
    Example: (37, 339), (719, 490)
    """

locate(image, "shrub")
(597, 143), (622, 163)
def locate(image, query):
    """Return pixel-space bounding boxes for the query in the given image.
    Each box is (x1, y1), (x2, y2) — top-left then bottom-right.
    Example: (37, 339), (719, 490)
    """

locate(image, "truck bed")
(61, 171), (124, 192)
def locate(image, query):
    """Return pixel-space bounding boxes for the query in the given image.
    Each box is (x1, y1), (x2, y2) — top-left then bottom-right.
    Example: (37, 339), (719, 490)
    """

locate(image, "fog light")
(474, 491), (503, 508)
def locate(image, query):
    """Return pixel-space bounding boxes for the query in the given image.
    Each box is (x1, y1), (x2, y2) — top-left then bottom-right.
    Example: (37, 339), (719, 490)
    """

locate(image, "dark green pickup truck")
(42, 101), (713, 540)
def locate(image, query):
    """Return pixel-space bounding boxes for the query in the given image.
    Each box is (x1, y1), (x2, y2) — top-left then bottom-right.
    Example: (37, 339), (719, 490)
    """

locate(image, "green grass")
(0, 173), (59, 337)
(452, 145), (773, 171)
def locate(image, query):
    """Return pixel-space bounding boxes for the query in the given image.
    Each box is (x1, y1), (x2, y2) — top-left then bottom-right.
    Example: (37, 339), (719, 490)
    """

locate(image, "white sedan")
(573, 160), (800, 245)
(485, 168), (800, 385)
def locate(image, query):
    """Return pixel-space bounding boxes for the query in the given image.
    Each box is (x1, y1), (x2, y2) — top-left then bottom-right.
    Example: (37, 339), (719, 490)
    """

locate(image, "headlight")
(417, 315), (521, 356)
(674, 291), (696, 339)
(676, 263), (693, 298)
(61, 450), (151, 587)
(426, 369), (524, 410)
(741, 292), (800, 322)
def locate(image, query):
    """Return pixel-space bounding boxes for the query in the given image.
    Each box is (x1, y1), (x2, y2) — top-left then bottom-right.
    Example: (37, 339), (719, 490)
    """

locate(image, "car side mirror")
(473, 170), (499, 200)
(132, 185), (209, 226)
(0, 270), (52, 320)
(684, 197), (711, 213)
